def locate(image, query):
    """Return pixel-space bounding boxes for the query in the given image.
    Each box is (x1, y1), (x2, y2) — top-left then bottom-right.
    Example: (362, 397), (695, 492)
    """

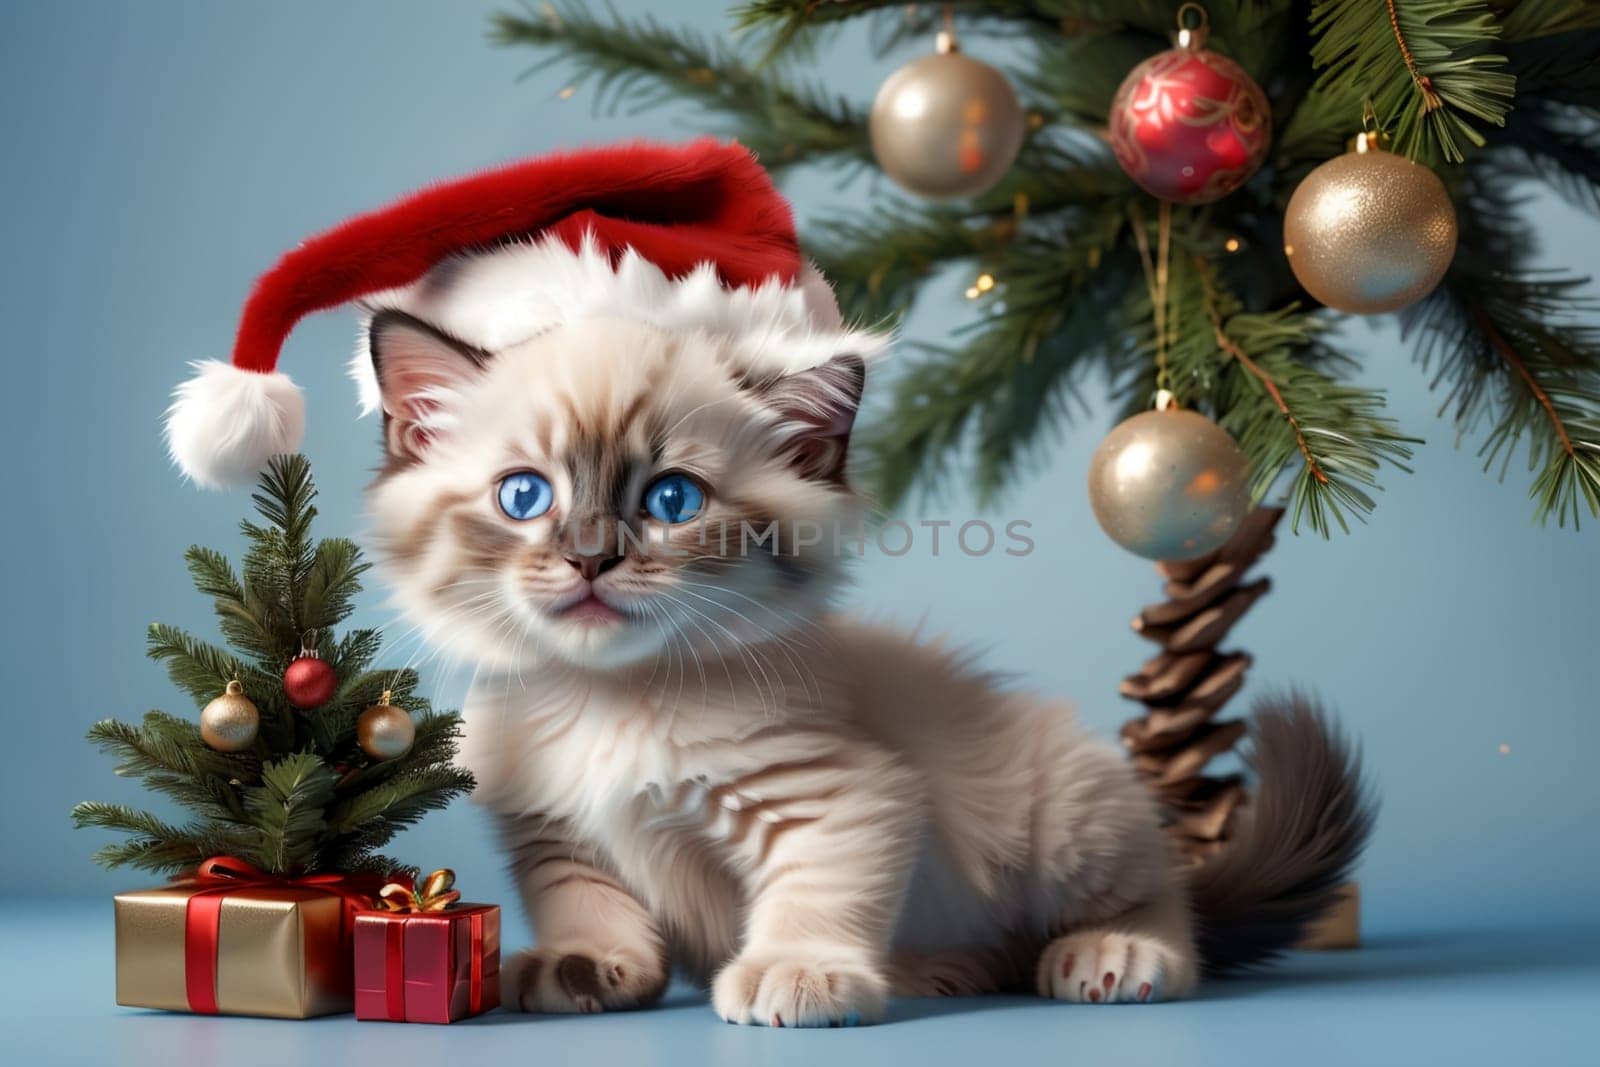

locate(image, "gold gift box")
(114, 884), (354, 1018)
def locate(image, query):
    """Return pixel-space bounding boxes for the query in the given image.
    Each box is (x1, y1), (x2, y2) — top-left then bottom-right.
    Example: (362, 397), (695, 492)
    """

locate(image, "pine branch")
(732, 0), (1196, 50)
(251, 454), (318, 551)
(319, 847), (408, 877)
(492, 3), (870, 172)
(1487, 104), (1600, 216)
(1502, 27), (1600, 104)
(145, 623), (261, 707)
(234, 454), (321, 654)
(809, 204), (987, 325)
(863, 205), (1135, 508)
(1165, 258), (1418, 536)
(1489, 23), (1600, 216)
(185, 545), (246, 608)
(861, 2), (1088, 57)
(970, 261), (1130, 495)
(72, 802), (192, 843)
(70, 803), (257, 875)
(1498, 0), (1600, 42)
(246, 753), (339, 874)
(329, 631), (387, 695)
(85, 714), (253, 819)
(324, 767), (476, 840)
(299, 538), (369, 634)
(87, 838), (212, 875)
(185, 546), (279, 663)
(804, 135), (1132, 323)
(87, 713), (239, 778)
(1400, 165), (1600, 526)
(1307, 0), (1515, 164)
(735, 0), (1061, 41)
(1028, 27), (1161, 126)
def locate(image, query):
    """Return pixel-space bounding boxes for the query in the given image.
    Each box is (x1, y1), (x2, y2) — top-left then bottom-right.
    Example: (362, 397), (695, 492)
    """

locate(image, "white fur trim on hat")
(349, 235), (889, 415)
(165, 360), (305, 489)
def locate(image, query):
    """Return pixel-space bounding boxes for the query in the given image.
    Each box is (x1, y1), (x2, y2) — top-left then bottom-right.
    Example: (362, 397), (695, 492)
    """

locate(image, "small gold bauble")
(1087, 405), (1252, 561)
(869, 42), (1025, 200)
(200, 679), (260, 753)
(357, 693), (415, 762)
(1284, 142), (1457, 315)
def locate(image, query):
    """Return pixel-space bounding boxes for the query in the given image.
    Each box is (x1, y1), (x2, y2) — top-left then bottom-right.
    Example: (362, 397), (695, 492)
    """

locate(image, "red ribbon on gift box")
(385, 921), (407, 1020)
(177, 856), (383, 1014)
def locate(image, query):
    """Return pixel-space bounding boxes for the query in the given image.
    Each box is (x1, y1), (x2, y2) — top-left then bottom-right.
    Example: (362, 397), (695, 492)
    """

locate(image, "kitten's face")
(366, 314), (863, 673)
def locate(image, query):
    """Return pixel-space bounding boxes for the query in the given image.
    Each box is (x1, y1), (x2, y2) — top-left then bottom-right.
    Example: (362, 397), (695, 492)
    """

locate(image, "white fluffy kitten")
(365, 294), (1368, 1027)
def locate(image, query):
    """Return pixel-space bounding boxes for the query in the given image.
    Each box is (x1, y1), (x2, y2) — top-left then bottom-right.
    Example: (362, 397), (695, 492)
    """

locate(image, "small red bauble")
(1108, 13), (1270, 205)
(283, 651), (338, 709)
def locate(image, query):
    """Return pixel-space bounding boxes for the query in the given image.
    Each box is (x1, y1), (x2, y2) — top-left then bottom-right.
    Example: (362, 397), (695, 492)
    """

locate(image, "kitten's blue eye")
(643, 474), (704, 524)
(497, 471), (553, 521)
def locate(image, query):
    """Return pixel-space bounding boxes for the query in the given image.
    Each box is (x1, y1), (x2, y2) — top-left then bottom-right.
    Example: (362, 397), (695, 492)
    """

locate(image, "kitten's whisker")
(652, 591), (745, 716)
(655, 590), (780, 718)
(663, 584), (821, 704)
(668, 577), (832, 650)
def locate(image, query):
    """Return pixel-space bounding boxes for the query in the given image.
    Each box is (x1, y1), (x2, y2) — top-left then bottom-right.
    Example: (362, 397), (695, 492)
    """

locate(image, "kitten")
(364, 257), (1370, 1027)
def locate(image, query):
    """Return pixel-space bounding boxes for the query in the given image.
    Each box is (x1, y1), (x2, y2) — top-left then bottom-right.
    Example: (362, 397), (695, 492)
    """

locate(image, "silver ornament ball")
(869, 46), (1025, 200)
(1087, 407), (1252, 561)
(1284, 140), (1457, 315)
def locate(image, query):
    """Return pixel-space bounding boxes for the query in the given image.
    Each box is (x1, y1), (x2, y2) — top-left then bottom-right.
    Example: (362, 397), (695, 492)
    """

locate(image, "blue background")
(2, 0), (1595, 1027)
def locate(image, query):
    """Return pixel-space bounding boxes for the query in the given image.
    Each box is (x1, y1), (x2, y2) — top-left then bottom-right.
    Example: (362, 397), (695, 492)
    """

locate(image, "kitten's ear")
(368, 310), (490, 460)
(760, 354), (865, 483)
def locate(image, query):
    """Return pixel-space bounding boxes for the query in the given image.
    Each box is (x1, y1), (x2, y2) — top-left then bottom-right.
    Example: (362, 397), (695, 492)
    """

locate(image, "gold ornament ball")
(1087, 407), (1252, 561)
(869, 47), (1025, 200)
(358, 699), (416, 762)
(1284, 143), (1457, 315)
(200, 680), (260, 753)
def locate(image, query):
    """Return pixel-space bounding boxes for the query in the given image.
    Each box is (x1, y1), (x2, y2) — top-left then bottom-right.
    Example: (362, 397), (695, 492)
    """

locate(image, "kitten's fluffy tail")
(1186, 691), (1376, 977)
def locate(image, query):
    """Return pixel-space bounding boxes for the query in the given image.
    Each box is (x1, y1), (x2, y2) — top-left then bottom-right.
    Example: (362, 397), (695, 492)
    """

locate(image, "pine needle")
(1307, 0), (1515, 164)
(491, 2), (869, 172)
(1400, 165), (1600, 527)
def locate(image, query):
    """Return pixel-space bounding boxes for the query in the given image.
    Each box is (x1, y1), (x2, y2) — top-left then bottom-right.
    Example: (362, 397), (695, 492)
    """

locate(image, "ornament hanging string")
(1128, 199), (1176, 400)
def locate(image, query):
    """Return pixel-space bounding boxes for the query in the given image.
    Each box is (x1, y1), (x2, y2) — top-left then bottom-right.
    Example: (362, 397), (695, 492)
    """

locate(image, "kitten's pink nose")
(565, 554), (622, 581)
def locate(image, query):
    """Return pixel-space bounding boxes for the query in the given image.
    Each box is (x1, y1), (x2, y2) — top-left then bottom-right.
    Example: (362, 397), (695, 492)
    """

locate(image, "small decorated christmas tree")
(73, 454), (473, 878)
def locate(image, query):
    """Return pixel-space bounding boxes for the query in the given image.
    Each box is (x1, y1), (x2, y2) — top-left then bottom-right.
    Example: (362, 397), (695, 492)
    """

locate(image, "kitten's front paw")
(1036, 929), (1195, 1004)
(504, 945), (667, 1014)
(712, 950), (888, 1027)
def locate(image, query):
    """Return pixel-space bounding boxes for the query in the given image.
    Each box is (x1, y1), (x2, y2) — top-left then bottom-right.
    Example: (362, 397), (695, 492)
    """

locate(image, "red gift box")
(353, 903), (500, 1023)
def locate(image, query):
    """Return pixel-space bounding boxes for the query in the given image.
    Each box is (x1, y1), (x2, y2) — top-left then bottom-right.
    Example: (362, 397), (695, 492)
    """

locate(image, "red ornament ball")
(283, 653), (338, 709)
(1108, 33), (1270, 204)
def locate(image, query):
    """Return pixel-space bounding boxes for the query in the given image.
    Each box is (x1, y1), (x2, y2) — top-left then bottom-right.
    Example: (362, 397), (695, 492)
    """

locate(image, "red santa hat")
(166, 139), (885, 488)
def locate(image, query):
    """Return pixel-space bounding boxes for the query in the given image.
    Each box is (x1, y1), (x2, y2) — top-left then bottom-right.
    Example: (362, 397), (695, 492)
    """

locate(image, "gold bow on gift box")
(376, 868), (462, 913)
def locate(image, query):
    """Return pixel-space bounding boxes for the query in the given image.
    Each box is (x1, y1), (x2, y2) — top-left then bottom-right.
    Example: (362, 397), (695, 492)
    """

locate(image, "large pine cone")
(1119, 507), (1283, 863)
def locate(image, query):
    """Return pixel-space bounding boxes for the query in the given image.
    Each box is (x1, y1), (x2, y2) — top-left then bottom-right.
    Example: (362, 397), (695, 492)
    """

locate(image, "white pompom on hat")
(165, 139), (885, 488)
